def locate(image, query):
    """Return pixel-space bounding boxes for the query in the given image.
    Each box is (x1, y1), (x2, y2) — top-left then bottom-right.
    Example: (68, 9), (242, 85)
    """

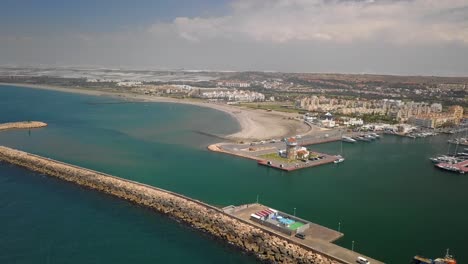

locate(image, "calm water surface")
(1, 85), (467, 263)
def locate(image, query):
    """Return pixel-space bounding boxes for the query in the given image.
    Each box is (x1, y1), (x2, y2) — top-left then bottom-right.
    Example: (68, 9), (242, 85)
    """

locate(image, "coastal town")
(1, 67), (467, 173)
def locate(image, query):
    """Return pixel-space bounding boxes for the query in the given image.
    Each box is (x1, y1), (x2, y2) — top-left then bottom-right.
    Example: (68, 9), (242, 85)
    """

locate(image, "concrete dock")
(224, 203), (384, 264)
(257, 154), (339, 171)
(209, 130), (364, 172)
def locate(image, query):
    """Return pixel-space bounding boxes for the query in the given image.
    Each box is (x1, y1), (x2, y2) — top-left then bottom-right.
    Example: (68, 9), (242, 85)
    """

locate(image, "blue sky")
(1, 0), (468, 76)
(0, 0), (229, 34)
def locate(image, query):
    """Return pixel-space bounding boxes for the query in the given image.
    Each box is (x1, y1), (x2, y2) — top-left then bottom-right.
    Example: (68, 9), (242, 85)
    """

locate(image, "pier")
(210, 130), (375, 172)
(224, 204), (384, 264)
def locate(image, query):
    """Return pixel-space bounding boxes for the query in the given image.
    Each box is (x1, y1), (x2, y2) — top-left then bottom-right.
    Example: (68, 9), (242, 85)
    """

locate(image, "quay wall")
(0, 146), (341, 264)
(0, 121), (47, 131)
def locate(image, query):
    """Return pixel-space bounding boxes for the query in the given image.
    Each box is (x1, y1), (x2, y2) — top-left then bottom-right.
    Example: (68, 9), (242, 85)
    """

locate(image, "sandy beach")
(0, 82), (311, 141)
(0, 121), (48, 131)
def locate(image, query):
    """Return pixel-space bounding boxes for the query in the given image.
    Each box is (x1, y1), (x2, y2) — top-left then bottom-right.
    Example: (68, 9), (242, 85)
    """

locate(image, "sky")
(1, 0), (468, 76)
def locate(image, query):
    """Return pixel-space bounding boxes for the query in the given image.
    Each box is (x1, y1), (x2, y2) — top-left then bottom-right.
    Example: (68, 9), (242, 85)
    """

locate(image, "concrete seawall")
(0, 146), (341, 264)
(0, 121), (47, 131)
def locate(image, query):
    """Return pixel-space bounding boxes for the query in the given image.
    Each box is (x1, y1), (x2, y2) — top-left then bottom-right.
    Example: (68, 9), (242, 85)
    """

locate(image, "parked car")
(295, 233), (306, 239)
(357, 256), (370, 264)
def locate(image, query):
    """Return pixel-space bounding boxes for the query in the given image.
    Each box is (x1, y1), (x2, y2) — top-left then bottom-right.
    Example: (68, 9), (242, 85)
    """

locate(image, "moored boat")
(334, 156), (345, 164)
(341, 136), (356, 143)
(412, 249), (456, 264)
(354, 136), (371, 142)
(429, 155), (459, 164)
(435, 163), (463, 174)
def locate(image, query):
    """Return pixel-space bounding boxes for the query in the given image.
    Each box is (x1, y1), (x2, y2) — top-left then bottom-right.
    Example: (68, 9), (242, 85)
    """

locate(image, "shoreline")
(0, 82), (311, 141)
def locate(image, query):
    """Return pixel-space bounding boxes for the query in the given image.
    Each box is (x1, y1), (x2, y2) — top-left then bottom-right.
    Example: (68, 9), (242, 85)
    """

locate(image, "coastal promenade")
(0, 145), (357, 264)
(0, 121), (47, 131)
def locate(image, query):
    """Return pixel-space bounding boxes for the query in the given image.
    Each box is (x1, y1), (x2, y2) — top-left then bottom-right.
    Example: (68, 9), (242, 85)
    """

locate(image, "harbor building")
(250, 208), (309, 236)
(286, 137), (298, 160)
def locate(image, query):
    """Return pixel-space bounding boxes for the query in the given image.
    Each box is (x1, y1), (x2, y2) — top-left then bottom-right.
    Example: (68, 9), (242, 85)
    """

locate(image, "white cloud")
(2, 0), (468, 75)
(161, 0), (468, 45)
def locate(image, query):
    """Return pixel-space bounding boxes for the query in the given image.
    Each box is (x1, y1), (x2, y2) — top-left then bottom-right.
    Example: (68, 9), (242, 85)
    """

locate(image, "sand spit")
(0, 121), (47, 131)
(0, 146), (340, 264)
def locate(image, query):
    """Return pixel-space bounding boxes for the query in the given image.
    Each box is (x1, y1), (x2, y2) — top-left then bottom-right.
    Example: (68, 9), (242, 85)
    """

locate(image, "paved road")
(221, 128), (349, 158)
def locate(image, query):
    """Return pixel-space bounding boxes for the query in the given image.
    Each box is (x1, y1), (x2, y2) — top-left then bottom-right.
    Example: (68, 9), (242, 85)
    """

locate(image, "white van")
(357, 256), (370, 264)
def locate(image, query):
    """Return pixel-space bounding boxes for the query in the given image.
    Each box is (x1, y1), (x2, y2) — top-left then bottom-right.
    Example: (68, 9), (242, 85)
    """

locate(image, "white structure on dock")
(286, 137), (298, 160)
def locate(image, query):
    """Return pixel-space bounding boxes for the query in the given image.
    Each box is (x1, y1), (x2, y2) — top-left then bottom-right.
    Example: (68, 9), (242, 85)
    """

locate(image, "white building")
(321, 119), (336, 128)
(430, 103), (443, 113)
(117, 81), (142, 87)
(344, 118), (364, 127)
(200, 90), (265, 102)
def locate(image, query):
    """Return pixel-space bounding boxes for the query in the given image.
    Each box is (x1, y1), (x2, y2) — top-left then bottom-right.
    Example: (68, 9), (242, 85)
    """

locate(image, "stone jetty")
(0, 146), (340, 264)
(0, 121), (47, 131)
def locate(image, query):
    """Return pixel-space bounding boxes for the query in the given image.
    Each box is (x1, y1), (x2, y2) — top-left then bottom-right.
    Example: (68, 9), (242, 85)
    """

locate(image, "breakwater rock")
(0, 121), (47, 131)
(0, 146), (339, 264)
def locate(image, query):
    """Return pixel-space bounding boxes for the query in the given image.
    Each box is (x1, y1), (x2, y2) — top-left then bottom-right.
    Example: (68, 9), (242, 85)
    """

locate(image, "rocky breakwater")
(0, 146), (340, 264)
(0, 121), (47, 131)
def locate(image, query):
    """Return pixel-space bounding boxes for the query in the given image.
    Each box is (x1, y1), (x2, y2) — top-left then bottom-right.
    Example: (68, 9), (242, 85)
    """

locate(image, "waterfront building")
(297, 96), (438, 122)
(343, 118), (364, 127)
(408, 116), (435, 128)
(449, 105), (464, 124)
(286, 138), (298, 160)
(296, 147), (310, 160)
(397, 124), (416, 133)
(408, 113), (459, 128)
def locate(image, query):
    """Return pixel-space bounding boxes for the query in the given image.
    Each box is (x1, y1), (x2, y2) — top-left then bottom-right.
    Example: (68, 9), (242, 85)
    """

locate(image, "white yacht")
(341, 136), (356, 143)
(334, 156), (345, 164)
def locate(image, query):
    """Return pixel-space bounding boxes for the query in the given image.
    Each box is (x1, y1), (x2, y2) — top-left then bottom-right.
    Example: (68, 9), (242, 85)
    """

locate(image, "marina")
(211, 130), (382, 172)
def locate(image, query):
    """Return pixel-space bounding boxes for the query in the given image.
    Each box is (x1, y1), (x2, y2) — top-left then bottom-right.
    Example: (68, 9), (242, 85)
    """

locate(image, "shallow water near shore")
(1, 84), (468, 263)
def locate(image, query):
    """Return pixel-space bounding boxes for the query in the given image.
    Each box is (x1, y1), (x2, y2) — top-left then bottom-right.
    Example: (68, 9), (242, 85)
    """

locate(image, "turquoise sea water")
(1, 85), (467, 263)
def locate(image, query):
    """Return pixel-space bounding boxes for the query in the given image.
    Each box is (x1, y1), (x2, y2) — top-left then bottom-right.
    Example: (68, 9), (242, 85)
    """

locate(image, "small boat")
(334, 156), (345, 164)
(370, 132), (380, 139)
(412, 249), (457, 264)
(435, 163), (463, 174)
(342, 136), (356, 143)
(429, 155), (459, 164)
(355, 136), (371, 142)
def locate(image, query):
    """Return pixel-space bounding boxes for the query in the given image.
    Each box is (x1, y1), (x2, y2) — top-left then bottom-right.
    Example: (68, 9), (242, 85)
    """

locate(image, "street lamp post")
(256, 194), (259, 204)
(352, 240), (355, 251)
(293, 207), (296, 217)
(338, 222), (341, 232)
